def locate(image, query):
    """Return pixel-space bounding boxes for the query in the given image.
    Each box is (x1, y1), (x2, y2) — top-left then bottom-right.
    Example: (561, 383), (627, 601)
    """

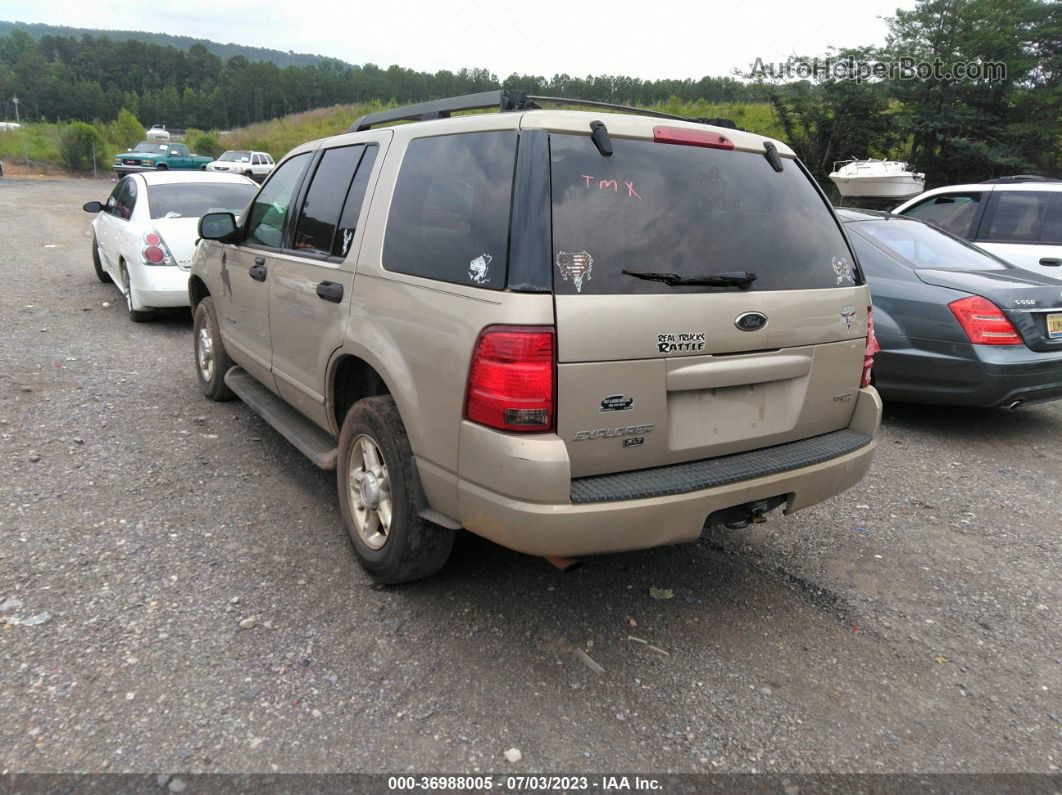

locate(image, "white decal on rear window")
(468, 253), (493, 285)
(556, 251), (594, 292)
(832, 256), (854, 284)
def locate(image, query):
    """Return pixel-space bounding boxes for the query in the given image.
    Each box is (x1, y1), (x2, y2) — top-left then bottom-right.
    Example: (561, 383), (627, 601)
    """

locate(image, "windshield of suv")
(219, 151), (252, 162)
(147, 182), (256, 220)
(133, 142), (170, 154)
(851, 218), (1009, 271)
(550, 134), (857, 294)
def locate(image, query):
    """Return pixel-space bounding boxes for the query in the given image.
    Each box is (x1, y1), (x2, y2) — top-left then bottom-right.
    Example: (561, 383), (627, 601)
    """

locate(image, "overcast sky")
(5, 0), (917, 80)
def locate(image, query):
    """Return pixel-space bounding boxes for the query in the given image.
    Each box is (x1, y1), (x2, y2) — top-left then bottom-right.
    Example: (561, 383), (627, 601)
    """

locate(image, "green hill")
(0, 19), (349, 68)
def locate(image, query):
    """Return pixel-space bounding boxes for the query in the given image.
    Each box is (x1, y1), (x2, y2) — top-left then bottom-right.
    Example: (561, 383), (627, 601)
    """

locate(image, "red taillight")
(465, 326), (555, 433)
(862, 305), (880, 388)
(653, 126), (734, 150)
(948, 295), (1022, 345)
(142, 230), (172, 265)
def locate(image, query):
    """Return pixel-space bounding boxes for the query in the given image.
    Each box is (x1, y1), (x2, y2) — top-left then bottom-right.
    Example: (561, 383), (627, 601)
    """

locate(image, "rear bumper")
(452, 387), (881, 557)
(128, 264), (191, 309)
(875, 335), (1062, 407)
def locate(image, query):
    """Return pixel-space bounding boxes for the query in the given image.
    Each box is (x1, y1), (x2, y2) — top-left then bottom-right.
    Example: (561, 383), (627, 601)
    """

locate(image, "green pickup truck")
(113, 141), (212, 177)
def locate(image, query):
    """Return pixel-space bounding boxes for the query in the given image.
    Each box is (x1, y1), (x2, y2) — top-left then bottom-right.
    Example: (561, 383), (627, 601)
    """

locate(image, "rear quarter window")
(981, 191), (1053, 243)
(383, 131), (517, 290)
(549, 134), (856, 294)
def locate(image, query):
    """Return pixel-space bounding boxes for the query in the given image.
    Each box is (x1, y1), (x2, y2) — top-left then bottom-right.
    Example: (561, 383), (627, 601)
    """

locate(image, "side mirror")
(83, 201), (103, 213)
(199, 212), (238, 242)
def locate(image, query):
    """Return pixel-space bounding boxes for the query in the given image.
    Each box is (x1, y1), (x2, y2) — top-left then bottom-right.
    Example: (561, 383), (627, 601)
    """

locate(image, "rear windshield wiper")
(622, 269), (757, 289)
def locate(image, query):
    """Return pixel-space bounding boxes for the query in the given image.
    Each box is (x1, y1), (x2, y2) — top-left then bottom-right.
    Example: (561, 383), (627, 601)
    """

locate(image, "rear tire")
(91, 233), (111, 283)
(120, 262), (155, 323)
(337, 396), (454, 584)
(193, 296), (235, 401)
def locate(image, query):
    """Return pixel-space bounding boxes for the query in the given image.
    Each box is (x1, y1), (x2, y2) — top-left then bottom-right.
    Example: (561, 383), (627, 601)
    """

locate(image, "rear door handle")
(249, 262), (267, 282)
(316, 281), (344, 303)
(1040, 258), (1061, 267)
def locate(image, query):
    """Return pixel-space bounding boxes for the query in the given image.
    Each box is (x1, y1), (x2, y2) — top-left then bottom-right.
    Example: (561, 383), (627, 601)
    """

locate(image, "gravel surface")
(1, 178), (1059, 775)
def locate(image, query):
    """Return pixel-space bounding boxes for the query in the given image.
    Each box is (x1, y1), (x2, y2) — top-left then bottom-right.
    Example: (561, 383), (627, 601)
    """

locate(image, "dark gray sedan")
(840, 209), (1062, 407)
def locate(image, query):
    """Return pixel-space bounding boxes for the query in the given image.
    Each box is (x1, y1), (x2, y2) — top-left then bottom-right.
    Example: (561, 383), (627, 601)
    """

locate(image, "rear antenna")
(590, 120), (613, 157)
(763, 141), (784, 172)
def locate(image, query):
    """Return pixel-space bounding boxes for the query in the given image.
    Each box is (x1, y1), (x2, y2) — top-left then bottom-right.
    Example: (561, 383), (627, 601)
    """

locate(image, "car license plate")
(1048, 313), (1062, 339)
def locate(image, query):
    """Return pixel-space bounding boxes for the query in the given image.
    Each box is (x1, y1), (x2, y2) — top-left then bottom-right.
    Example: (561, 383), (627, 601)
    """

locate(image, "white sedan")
(206, 150), (275, 182)
(83, 171), (257, 322)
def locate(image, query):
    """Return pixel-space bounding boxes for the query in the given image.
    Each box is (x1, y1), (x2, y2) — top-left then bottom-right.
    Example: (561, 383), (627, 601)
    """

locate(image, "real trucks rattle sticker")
(556, 251), (594, 292)
(468, 253), (493, 285)
(657, 332), (706, 353)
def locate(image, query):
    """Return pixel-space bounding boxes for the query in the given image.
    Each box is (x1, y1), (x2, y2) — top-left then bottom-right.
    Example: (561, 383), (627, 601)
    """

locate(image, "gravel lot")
(1, 177), (1059, 775)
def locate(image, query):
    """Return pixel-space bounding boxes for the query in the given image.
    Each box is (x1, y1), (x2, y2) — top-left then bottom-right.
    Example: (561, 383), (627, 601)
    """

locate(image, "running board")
(224, 367), (338, 470)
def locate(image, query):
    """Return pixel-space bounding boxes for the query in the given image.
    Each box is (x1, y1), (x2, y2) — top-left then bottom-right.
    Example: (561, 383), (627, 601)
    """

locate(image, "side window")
(900, 192), (982, 238)
(292, 145), (366, 256)
(383, 131), (517, 289)
(113, 178), (136, 220)
(252, 154), (262, 166)
(243, 152), (312, 249)
(123, 179), (138, 218)
(333, 146), (378, 258)
(105, 180), (124, 214)
(982, 191), (1051, 243)
(267, 155), (274, 165)
(1041, 193), (1062, 245)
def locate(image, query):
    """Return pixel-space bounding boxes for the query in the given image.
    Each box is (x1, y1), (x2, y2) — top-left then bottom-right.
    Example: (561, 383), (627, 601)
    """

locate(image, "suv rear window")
(550, 134), (856, 294)
(383, 131), (517, 290)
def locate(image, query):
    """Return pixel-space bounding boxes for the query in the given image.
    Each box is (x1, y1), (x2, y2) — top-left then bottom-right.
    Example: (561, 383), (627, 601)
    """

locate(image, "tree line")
(0, 0), (1058, 185)
(0, 28), (764, 130)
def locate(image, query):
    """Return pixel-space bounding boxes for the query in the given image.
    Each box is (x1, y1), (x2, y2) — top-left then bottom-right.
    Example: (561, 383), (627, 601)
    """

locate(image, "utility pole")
(12, 95), (29, 169)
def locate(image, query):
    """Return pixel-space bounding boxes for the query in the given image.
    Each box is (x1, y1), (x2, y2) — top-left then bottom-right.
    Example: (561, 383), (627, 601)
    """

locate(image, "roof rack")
(346, 90), (739, 133)
(981, 174), (1061, 184)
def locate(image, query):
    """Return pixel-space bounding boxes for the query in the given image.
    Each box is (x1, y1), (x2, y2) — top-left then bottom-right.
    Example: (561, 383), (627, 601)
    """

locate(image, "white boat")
(146, 124), (171, 141)
(829, 158), (925, 199)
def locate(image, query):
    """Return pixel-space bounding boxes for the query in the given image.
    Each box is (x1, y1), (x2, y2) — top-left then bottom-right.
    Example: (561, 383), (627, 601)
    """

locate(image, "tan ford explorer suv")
(189, 91), (882, 583)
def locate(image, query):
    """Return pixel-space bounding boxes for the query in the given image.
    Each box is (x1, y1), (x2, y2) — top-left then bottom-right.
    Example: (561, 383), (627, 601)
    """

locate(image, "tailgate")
(556, 289), (868, 477)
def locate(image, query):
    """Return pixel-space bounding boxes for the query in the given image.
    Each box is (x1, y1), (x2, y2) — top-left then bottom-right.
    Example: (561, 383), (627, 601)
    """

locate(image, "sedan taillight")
(861, 305), (880, 388)
(142, 230), (175, 266)
(948, 295), (1022, 345)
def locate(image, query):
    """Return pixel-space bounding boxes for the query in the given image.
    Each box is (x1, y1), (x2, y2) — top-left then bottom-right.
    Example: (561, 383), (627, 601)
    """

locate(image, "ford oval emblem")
(735, 312), (768, 332)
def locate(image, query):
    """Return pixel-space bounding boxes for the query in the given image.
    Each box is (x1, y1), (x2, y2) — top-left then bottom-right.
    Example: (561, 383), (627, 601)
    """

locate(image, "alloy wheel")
(347, 434), (392, 550)
(197, 325), (215, 383)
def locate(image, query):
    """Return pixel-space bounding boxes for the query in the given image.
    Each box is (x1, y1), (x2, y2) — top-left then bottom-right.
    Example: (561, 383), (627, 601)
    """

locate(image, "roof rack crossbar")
(347, 91), (741, 133)
(347, 90), (538, 132)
